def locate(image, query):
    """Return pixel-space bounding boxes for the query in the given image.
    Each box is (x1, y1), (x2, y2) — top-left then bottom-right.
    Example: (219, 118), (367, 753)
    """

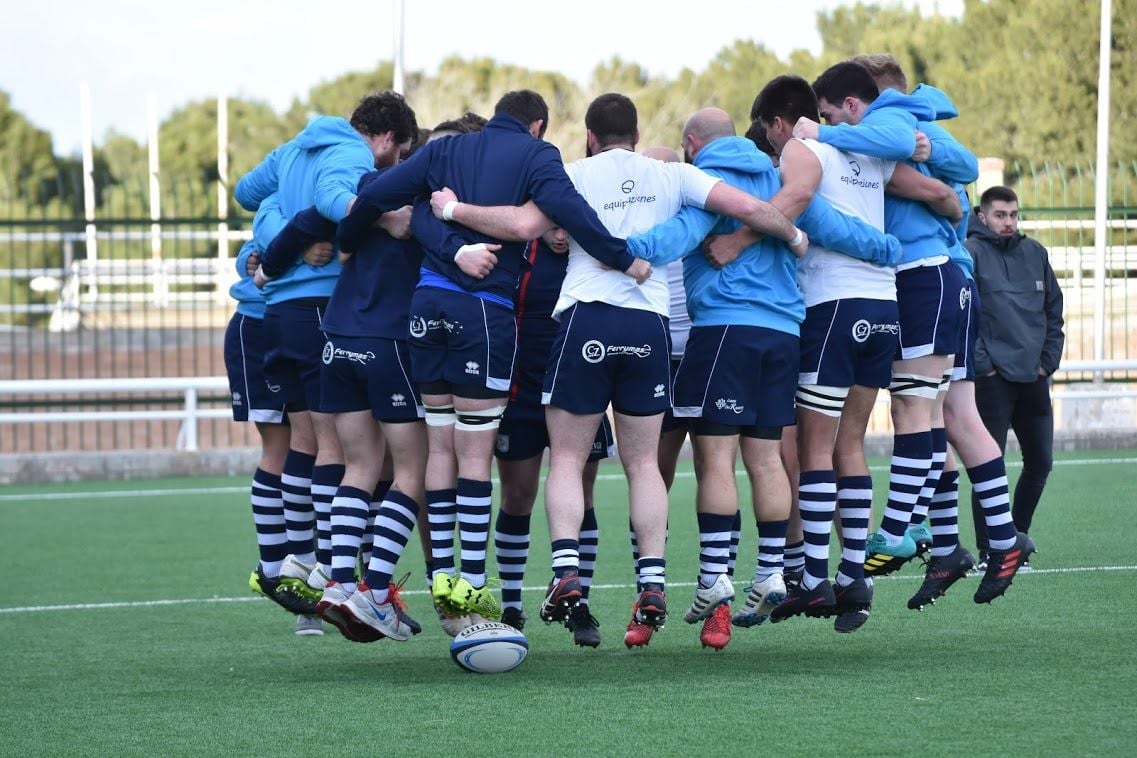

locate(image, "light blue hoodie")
(913, 84), (979, 278)
(234, 116), (375, 304)
(228, 239), (266, 318)
(627, 138), (902, 334)
(817, 88), (963, 267)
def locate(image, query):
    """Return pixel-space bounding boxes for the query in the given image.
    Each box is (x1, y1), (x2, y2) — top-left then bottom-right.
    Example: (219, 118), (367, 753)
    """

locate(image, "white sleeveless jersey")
(553, 148), (719, 319)
(795, 138), (897, 307)
(666, 260), (691, 357)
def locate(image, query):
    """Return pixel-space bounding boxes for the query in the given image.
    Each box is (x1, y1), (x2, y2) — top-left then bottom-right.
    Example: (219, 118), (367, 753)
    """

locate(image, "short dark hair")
(494, 91), (549, 137)
(349, 91), (418, 144)
(980, 185), (1019, 210)
(744, 120), (775, 157)
(431, 111), (488, 135)
(585, 93), (637, 148)
(402, 127), (432, 160)
(812, 61), (880, 107)
(751, 75), (820, 127)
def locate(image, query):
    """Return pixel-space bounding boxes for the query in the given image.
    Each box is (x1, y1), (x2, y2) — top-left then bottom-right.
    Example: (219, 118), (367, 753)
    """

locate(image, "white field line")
(1, 456), (1135, 503)
(2, 565), (1135, 615)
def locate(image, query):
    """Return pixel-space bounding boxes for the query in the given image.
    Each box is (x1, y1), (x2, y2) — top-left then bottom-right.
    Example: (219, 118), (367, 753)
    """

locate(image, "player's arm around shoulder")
(770, 139), (822, 221)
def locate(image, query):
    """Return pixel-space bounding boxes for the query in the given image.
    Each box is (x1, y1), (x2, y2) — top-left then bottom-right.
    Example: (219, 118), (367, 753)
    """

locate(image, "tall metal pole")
(216, 92), (230, 302)
(393, 0), (405, 94)
(1092, 0), (1113, 365)
(80, 82), (98, 301)
(148, 92), (167, 307)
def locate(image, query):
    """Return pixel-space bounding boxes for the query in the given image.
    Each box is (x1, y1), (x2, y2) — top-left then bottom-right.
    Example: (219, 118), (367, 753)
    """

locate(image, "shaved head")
(642, 145), (680, 163)
(683, 107), (736, 144)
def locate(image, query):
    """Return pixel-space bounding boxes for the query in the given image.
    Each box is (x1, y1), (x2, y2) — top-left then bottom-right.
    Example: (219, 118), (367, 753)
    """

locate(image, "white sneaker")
(731, 573), (786, 628)
(294, 615), (324, 636)
(306, 565), (332, 592)
(683, 573), (735, 623)
(344, 588), (417, 642)
(316, 582), (358, 639)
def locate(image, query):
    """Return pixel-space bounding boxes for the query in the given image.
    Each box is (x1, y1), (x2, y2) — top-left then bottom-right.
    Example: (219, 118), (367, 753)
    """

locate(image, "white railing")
(0, 362), (1135, 453)
(0, 376), (230, 452)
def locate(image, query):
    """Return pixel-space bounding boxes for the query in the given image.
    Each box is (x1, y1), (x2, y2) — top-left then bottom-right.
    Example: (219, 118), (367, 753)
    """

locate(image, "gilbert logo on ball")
(449, 622), (528, 674)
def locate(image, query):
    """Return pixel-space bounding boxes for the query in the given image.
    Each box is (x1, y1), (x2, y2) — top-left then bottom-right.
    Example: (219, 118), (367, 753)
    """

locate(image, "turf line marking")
(1, 456), (1134, 503)
(3, 565), (1135, 615)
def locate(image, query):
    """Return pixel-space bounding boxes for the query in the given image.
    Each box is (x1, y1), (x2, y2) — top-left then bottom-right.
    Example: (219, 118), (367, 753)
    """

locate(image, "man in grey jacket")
(965, 186), (1065, 564)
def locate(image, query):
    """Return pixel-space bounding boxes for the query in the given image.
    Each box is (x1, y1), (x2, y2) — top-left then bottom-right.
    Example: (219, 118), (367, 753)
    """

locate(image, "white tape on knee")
(795, 385), (850, 418)
(889, 374), (942, 399)
(455, 404), (507, 432)
(423, 402), (457, 427)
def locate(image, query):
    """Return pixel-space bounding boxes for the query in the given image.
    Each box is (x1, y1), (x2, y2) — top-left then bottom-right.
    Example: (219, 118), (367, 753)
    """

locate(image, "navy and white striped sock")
(362, 490), (421, 601)
(968, 458), (1016, 550)
(783, 539), (805, 576)
(360, 480), (391, 569)
(552, 538), (580, 578)
(579, 507), (599, 602)
(494, 511), (531, 611)
(799, 470), (837, 590)
(696, 511), (734, 588)
(329, 485), (370, 587)
(427, 488), (458, 578)
(637, 556), (666, 589)
(913, 428), (948, 525)
(880, 432), (932, 541)
(836, 475), (873, 584)
(457, 478), (492, 587)
(280, 450), (316, 564)
(755, 519), (788, 581)
(310, 464), (343, 574)
(930, 469), (961, 557)
(728, 509), (741, 579)
(250, 468), (288, 577)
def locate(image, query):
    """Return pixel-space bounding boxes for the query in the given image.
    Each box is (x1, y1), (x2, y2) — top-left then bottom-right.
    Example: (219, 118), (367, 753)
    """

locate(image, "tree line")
(0, 0), (1133, 224)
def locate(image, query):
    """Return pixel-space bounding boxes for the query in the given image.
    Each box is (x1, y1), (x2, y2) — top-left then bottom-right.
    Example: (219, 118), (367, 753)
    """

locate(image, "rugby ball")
(449, 621), (528, 674)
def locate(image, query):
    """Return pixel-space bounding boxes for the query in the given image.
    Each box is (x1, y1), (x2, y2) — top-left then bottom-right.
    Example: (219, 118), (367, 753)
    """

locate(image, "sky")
(0, 0), (962, 156)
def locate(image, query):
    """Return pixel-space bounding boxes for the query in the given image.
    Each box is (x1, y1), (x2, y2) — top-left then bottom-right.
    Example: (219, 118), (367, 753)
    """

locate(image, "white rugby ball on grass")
(449, 621), (528, 673)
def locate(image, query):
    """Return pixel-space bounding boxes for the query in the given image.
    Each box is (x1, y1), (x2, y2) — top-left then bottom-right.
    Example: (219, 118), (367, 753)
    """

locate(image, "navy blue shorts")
(319, 335), (423, 423)
(542, 302), (672, 416)
(673, 324), (798, 429)
(895, 262), (968, 360)
(407, 287), (516, 397)
(950, 278), (978, 381)
(262, 298), (329, 413)
(494, 403), (614, 462)
(224, 312), (286, 423)
(660, 359), (688, 434)
(798, 298), (899, 390)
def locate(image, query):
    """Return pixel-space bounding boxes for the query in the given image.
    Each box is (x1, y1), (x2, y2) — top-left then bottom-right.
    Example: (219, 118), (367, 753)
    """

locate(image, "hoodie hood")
(693, 136), (774, 175)
(911, 84), (960, 121)
(866, 88), (936, 122)
(294, 116), (366, 151)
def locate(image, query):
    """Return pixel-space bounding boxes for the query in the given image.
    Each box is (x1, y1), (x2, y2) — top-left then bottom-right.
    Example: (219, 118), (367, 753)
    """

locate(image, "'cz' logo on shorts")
(409, 316), (427, 338)
(851, 320), (871, 344)
(496, 434), (510, 453)
(959, 286), (971, 310)
(582, 340), (606, 363)
(322, 341), (335, 365)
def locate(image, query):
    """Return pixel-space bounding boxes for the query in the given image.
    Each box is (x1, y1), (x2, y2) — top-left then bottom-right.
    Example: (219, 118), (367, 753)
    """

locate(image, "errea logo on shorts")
(390, 393), (407, 407)
(465, 361), (480, 375)
(653, 384), (666, 398)
(852, 319), (871, 344)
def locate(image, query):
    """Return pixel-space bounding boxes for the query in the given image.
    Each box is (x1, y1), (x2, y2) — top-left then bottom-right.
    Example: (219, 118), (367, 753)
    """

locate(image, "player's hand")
(377, 205), (413, 239)
(702, 230), (750, 269)
(455, 243), (500, 279)
(303, 241), (334, 267)
(245, 251), (260, 277)
(253, 264), (270, 289)
(624, 257), (653, 284)
(338, 251), (354, 264)
(788, 228), (809, 258)
(431, 187), (459, 219)
(912, 131), (932, 162)
(792, 117), (820, 141)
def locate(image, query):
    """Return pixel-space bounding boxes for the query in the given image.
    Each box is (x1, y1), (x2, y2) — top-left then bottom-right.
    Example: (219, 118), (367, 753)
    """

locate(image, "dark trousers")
(971, 374), (1055, 554)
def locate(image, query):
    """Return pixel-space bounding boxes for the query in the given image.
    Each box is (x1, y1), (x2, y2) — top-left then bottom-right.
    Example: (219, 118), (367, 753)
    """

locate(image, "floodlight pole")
(1092, 0), (1112, 368)
(393, 0), (405, 94)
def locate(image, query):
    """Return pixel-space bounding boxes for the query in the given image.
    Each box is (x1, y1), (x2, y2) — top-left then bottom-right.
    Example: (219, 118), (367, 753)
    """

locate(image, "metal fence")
(1, 160), (1135, 454)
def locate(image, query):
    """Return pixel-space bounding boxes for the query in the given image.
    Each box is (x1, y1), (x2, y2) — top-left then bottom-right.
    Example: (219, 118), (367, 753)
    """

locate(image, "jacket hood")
(294, 116), (365, 150)
(693, 136), (774, 175)
(911, 84), (960, 121)
(867, 88), (936, 122)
